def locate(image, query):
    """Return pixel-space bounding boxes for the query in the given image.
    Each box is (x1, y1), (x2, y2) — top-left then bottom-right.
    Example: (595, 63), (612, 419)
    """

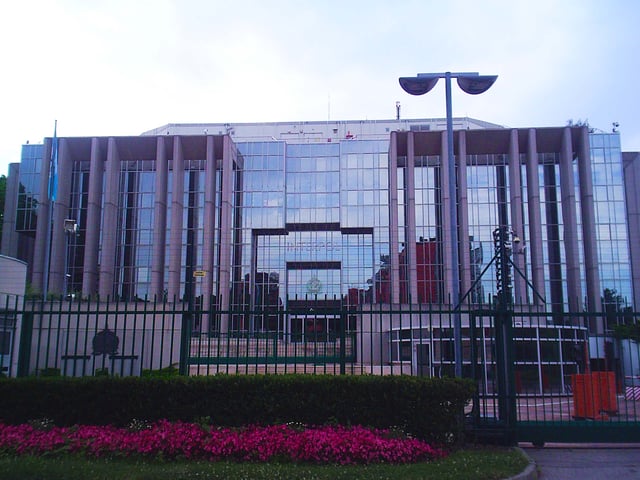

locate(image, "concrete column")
(559, 127), (583, 312)
(201, 136), (217, 316)
(577, 127), (603, 318)
(98, 138), (120, 298)
(457, 131), (471, 304)
(82, 138), (103, 297)
(440, 130), (454, 306)
(33, 138), (52, 293)
(526, 129), (545, 305)
(48, 139), (73, 294)
(168, 136), (185, 300)
(1, 163), (20, 257)
(388, 132), (400, 304)
(218, 136), (235, 332)
(508, 129), (526, 303)
(406, 132), (418, 303)
(623, 152), (640, 310)
(150, 136), (168, 299)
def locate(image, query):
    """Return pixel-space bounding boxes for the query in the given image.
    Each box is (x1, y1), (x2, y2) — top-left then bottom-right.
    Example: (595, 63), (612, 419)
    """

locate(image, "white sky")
(1, 0), (639, 176)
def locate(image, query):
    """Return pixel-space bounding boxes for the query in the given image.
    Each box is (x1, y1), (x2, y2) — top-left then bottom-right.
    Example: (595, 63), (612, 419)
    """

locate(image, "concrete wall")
(23, 301), (182, 377)
(0, 255), (26, 377)
(0, 255), (26, 306)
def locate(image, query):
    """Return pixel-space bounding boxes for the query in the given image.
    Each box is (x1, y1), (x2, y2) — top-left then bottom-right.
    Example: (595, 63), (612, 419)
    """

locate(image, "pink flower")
(0, 421), (446, 465)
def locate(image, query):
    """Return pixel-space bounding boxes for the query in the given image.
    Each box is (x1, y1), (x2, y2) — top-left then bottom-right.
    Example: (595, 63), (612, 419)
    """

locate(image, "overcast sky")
(1, 0), (638, 176)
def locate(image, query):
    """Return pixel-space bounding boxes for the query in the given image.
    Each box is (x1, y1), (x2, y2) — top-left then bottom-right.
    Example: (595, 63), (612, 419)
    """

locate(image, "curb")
(505, 447), (538, 480)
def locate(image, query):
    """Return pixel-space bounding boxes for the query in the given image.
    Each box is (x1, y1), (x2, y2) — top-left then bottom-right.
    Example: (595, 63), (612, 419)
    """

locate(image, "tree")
(602, 288), (634, 329)
(566, 119), (595, 133)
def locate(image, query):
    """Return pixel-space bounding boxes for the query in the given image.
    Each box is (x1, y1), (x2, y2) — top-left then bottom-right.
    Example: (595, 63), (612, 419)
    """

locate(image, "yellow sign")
(193, 270), (207, 278)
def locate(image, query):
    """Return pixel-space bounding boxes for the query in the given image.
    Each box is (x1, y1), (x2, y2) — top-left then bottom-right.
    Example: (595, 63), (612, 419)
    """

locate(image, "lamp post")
(63, 218), (78, 298)
(493, 226), (521, 307)
(492, 225), (517, 438)
(399, 72), (497, 377)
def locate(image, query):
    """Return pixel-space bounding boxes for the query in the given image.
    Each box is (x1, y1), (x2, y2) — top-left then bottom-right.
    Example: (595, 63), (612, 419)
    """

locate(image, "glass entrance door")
(286, 268), (341, 300)
(290, 315), (341, 343)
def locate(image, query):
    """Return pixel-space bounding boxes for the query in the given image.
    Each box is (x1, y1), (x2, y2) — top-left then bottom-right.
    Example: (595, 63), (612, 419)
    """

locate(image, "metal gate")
(467, 309), (640, 445)
(186, 305), (356, 376)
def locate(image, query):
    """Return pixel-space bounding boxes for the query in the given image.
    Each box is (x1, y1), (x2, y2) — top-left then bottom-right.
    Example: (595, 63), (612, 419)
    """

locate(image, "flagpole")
(42, 120), (58, 299)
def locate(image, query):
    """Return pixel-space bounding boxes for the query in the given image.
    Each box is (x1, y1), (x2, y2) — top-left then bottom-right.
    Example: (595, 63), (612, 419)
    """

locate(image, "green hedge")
(0, 375), (474, 444)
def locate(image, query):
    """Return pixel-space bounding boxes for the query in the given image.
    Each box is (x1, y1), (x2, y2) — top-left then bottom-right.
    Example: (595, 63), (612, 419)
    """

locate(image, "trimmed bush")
(0, 375), (474, 444)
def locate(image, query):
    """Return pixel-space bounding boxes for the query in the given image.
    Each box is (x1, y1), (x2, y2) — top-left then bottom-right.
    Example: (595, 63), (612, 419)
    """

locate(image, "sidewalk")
(519, 444), (640, 480)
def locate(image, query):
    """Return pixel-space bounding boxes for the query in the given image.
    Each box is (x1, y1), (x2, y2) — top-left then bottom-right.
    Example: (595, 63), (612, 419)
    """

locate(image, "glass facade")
(230, 140), (388, 314)
(15, 144), (42, 234)
(339, 140), (389, 302)
(590, 133), (632, 305)
(539, 158), (567, 310)
(466, 157), (509, 304)
(6, 123), (639, 388)
(7, 126), (634, 318)
(67, 158), (90, 295)
(116, 162), (157, 299)
(287, 143), (339, 224)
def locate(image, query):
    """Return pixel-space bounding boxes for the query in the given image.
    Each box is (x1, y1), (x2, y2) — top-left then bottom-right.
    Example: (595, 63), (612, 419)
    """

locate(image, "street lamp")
(493, 226), (517, 307)
(63, 219), (78, 298)
(399, 72), (498, 377)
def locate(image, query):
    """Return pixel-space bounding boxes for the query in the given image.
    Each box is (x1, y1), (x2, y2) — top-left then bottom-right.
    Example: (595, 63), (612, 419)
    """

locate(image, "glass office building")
(2, 120), (634, 323)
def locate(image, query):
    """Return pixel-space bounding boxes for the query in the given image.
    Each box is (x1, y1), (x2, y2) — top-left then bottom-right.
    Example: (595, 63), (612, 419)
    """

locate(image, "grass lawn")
(0, 447), (529, 480)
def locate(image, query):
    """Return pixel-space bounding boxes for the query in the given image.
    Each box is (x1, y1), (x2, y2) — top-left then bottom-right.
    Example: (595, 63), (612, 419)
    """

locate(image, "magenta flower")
(0, 421), (446, 465)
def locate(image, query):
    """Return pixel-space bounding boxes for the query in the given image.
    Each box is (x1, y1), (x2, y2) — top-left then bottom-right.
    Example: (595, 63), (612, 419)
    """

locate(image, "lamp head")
(399, 76), (439, 96)
(63, 219), (78, 233)
(456, 75), (498, 95)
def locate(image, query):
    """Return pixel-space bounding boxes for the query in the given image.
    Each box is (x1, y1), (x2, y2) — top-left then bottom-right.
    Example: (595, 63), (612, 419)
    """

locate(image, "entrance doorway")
(414, 343), (432, 377)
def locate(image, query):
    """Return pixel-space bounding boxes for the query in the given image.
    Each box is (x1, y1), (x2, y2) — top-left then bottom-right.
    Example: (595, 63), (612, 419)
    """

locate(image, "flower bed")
(0, 421), (446, 465)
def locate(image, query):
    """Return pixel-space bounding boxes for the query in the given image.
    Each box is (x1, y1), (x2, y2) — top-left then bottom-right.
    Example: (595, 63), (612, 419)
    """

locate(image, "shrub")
(0, 375), (474, 445)
(141, 365), (179, 378)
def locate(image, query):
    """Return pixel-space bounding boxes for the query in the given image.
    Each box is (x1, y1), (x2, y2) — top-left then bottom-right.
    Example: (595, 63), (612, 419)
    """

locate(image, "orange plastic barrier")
(572, 372), (618, 420)
(592, 371), (618, 414)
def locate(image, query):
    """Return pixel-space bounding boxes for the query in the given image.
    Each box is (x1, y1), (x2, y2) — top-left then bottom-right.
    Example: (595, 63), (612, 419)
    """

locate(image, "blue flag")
(48, 120), (58, 201)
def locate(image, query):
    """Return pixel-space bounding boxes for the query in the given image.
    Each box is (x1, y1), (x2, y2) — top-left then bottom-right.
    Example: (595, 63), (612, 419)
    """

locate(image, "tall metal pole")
(399, 71), (497, 379)
(42, 199), (53, 299)
(445, 73), (463, 377)
(63, 230), (69, 297)
(43, 120), (58, 300)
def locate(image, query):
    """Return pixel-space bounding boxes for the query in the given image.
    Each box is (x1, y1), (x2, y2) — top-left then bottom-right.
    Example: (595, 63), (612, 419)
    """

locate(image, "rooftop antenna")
(396, 101), (401, 120)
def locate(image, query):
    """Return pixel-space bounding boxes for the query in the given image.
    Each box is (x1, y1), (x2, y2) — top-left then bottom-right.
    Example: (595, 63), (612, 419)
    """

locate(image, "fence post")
(179, 305), (192, 376)
(468, 311), (480, 424)
(339, 312), (346, 375)
(16, 312), (34, 377)
(494, 306), (517, 444)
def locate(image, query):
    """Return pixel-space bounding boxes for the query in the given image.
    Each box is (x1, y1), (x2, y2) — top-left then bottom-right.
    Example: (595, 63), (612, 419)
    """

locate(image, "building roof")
(141, 117), (505, 143)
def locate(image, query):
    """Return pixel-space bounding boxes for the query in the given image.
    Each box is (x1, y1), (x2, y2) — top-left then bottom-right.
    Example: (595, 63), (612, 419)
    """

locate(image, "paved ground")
(521, 444), (640, 480)
(474, 394), (640, 422)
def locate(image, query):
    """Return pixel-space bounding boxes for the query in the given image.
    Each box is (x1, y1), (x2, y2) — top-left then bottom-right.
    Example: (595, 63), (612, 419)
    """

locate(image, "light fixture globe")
(399, 76), (439, 96)
(456, 75), (498, 95)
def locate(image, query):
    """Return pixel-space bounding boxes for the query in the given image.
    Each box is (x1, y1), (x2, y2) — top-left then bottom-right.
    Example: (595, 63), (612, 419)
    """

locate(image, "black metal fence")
(3, 295), (640, 442)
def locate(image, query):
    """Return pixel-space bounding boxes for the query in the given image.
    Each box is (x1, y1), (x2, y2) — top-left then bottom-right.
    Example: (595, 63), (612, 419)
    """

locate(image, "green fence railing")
(6, 294), (640, 443)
